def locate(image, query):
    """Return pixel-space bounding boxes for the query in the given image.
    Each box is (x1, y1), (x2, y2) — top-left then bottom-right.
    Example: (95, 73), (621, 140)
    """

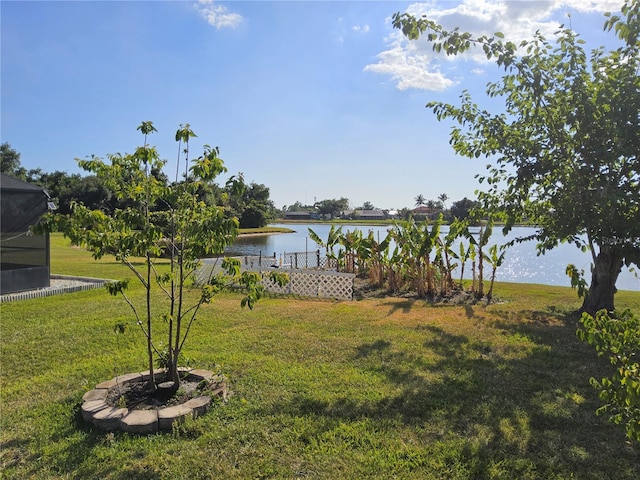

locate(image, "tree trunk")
(581, 246), (623, 315)
(146, 254), (156, 390)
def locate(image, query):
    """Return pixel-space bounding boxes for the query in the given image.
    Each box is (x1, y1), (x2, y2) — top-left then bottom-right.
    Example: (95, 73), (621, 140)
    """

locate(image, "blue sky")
(1, 0), (626, 211)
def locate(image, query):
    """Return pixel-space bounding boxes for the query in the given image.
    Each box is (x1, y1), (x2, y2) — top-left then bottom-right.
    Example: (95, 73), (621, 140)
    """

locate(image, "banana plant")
(338, 229), (363, 273)
(309, 225), (342, 269)
(452, 241), (471, 290)
(391, 217), (441, 297)
(422, 216), (443, 296)
(458, 220), (494, 299)
(476, 222), (495, 298)
(469, 242), (477, 294)
(435, 215), (459, 295)
(360, 229), (392, 287)
(386, 244), (406, 293)
(447, 219), (468, 290)
(485, 244), (507, 303)
(390, 219), (420, 295)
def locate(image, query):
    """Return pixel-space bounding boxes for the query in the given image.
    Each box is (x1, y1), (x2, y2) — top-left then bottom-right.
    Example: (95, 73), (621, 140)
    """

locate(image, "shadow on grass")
(2, 397), (162, 480)
(381, 299), (417, 315)
(354, 339), (391, 358)
(269, 307), (640, 478)
(0, 436), (39, 473)
(380, 297), (483, 319)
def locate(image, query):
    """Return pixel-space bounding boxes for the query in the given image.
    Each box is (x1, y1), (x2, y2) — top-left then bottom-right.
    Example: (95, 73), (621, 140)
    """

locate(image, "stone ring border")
(81, 368), (218, 434)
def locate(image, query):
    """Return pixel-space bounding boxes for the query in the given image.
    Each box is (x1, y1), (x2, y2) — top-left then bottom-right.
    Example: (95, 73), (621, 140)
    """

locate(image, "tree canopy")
(393, 0), (640, 313)
(0, 142), (23, 178)
(222, 174), (275, 228)
(315, 197), (349, 218)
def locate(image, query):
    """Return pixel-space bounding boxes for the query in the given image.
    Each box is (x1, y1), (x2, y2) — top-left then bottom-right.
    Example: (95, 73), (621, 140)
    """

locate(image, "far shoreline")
(237, 227), (295, 237)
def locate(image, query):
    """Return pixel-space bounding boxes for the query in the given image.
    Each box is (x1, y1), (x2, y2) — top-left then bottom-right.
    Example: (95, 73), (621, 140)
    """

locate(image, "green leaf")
(105, 279), (129, 296)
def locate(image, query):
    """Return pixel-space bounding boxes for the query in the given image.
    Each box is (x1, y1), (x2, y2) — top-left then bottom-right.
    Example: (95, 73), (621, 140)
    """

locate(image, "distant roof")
(284, 211), (312, 216)
(355, 210), (385, 217)
(1, 173), (48, 193)
(411, 206), (433, 213)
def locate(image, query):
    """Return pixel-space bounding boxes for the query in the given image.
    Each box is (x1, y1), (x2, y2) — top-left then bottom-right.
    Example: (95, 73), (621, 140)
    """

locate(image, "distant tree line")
(281, 194), (479, 222)
(0, 142), (276, 228)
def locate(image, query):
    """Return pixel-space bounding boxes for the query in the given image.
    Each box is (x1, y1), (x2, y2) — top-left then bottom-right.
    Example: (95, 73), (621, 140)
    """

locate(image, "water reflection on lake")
(224, 223), (639, 291)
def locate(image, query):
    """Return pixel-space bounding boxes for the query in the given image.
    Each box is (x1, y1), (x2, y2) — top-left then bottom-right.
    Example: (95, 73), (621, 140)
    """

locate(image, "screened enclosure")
(1, 173), (52, 294)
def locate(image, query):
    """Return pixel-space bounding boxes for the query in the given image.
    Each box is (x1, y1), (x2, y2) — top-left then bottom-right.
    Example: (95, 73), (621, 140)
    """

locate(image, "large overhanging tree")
(392, 1), (640, 314)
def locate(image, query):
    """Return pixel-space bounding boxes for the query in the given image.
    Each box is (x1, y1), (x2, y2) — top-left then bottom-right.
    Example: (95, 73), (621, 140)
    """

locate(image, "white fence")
(195, 257), (355, 301)
(261, 269), (354, 300)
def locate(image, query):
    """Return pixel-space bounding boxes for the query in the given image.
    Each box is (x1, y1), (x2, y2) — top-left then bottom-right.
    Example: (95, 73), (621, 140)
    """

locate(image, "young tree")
(392, 1), (640, 313)
(38, 122), (284, 391)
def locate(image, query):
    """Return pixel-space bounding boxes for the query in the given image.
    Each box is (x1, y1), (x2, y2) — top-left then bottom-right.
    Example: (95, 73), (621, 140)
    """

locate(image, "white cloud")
(366, 0), (622, 91)
(194, 0), (243, 29)
(561, 0), (622, 13)
(364, 40), (455, 91)
(352, 24), (371, 33)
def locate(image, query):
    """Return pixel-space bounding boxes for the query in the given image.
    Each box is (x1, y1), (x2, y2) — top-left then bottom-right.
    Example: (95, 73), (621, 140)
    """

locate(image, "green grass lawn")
(1, 234), (639, 479)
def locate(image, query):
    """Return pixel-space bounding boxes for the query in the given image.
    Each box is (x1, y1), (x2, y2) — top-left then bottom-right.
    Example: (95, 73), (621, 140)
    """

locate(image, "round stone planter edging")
(81, 368), (219, 434)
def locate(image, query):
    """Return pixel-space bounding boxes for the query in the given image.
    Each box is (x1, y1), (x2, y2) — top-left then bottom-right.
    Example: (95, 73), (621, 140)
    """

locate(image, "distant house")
(343, 209), (387, 221)
(411, 206), (439, 220)
(1, 174), (52, 294)
(284, 211), (312, 220)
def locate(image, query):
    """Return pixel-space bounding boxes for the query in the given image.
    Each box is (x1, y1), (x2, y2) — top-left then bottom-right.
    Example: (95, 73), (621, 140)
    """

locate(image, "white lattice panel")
(194, 263), (216, 285)
(318, 273), (354, 299)
(261, 273), (291, 295)
(265, 270), (353, 300)
(195, 264), (354, 300)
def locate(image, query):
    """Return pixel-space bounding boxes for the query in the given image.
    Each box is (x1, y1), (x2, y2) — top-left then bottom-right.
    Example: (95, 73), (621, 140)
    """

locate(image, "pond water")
(225, 223), (639, 291)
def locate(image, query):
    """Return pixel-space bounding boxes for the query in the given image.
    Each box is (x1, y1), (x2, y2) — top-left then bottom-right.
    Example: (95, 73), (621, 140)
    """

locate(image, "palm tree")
(438, 193), (449, 211)
(414, 194), (425, 207)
